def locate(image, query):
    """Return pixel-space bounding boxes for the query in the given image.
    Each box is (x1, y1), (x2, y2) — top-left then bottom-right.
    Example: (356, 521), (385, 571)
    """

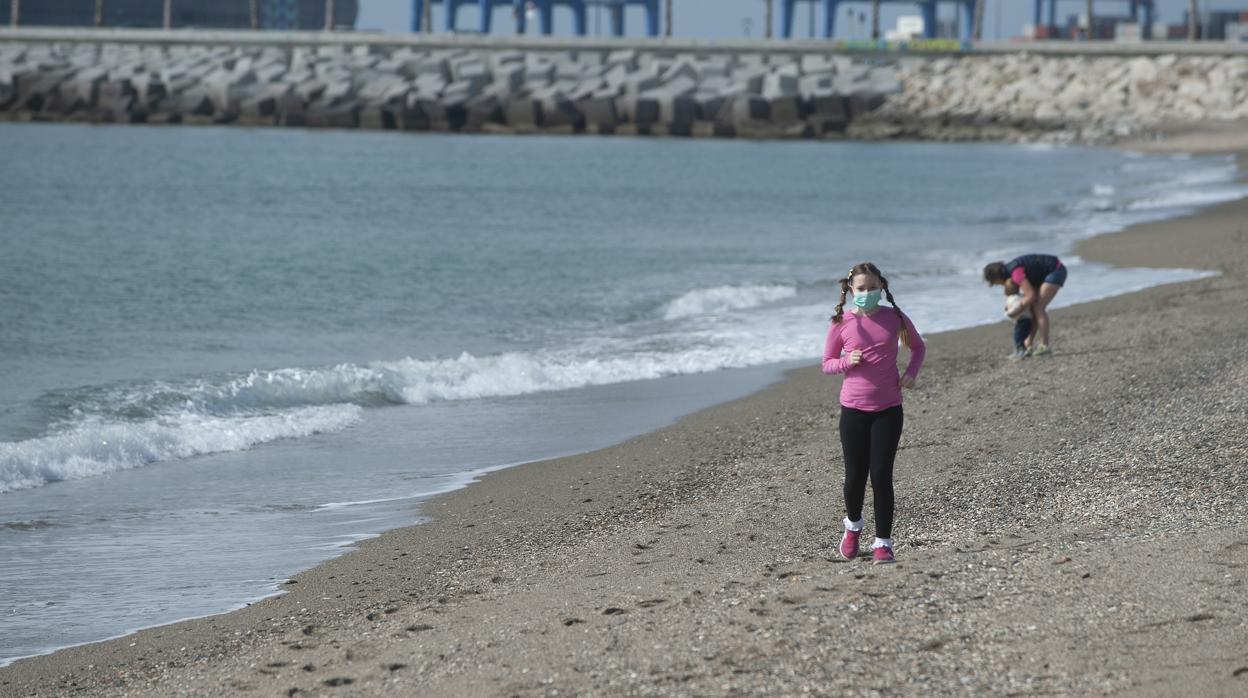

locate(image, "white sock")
(843, 517), (864, 532)
(872, 537), (893, 549)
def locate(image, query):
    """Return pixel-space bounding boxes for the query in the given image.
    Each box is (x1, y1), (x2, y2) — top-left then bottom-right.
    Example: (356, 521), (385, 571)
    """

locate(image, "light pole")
(1084, 0), (1093, 39)
(665, 0), (672, 37)
(325, 0), (335, 31)
(972, 0), (984, 40)
(94, 0), (104, 27)
(425, 0), (433, 34)
(9, 0), (18, 28)
(1188, 0), (1198, 40)
(163, 0), (171, 29)
(250, 0), (259, 30)
(870, 0), (879, 40)
(764, 0), (772, 39)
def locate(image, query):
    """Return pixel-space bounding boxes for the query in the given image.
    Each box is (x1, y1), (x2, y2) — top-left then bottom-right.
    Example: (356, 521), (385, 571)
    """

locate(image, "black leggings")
(839, 405), (904, 539)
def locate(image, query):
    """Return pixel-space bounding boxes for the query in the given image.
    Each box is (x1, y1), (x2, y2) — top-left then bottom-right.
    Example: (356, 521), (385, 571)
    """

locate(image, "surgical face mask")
(853, 289), (883, 310)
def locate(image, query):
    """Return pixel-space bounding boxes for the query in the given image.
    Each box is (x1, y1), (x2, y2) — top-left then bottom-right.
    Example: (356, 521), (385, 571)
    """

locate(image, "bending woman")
(983, 254), (1066, 356)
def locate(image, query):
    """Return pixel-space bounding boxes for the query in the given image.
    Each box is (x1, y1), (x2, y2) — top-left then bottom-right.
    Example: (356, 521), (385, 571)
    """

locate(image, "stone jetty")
(0, 39), (897, 139)
(0, 32), (1245, 143)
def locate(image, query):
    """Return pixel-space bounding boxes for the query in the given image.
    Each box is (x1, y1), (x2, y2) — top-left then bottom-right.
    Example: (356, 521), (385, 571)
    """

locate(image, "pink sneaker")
(839, 529), (861, 560)
(872, 546), (895, 565)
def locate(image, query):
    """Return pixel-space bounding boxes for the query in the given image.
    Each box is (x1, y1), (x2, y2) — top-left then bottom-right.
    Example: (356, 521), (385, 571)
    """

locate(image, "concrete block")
(768, 95), (804, 124)
(321, 78), (356, 106)
(577, 96), (618, 128)
(62, 66), (108, 108)
(450, 57), (488, 83)
(442, 79), (484, 103)
(773, 61), (802, 78)
(696, 59), (732, 80)
(624, 72), (662, 95)
(762, 72), (799, 100)
(809, 92), (848, 120)
(602, 64), (633, 90)
(736, 67), (768, 95)
(395, 98), (428, 131)
(847, 90), (887, 119)
(660, 59), (699, 83)
(540, 97), (581, 129)
(799, 73), (835, 96)
(463, 93), (503, 130)
(398, 57), (449, 81)
(489, 51), (525, 71)
(654, 75), (697, 97)
(241, 83), (294, 120)
(358, 77), (414, 106)
(505, 97), (543, 131)
(692, 120), (735, 138)
(358, 105), (396, 130)
(832, 74), (866, 95)
(615, 94), (660, 126)
(568, 79), (603, 101)
(293, 79), (328, 102)
(413, 74), (447, 97)
(304, 103), (358, 129)
(494, 63), (525, 93)
(15, 68), (72, 111)
(96, 80), (135, 118)
(643, 80), (700, 125)
(552, 56), (585, 81)
(133, 74), (167, 107)
(524, 60), (556, 85)
(254, 62), (288, 84)
(801, 54), (839, 75)
(736, 54), (768, 69)
(177, 85), (214, 117)
(693, 92), (730, 122)
(724, 95), (769, 126)
(592, 84), (623, 99)
(606, 49), (638, 70)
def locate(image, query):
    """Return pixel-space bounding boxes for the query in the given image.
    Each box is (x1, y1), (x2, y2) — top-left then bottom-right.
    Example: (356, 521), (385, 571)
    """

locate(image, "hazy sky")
(357, 1), (1247, 40)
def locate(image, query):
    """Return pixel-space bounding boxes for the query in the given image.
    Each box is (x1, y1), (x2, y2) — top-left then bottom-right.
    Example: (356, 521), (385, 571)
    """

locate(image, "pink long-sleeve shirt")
(823, 309), (926, 412)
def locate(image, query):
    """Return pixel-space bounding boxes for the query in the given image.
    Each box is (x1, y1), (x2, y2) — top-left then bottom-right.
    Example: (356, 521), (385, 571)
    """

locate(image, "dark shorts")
(1043, 264), (1067, 287)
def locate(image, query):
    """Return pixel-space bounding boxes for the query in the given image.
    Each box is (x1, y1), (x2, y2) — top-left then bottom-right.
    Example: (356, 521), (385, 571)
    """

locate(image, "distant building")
(1, 1), (359, 30)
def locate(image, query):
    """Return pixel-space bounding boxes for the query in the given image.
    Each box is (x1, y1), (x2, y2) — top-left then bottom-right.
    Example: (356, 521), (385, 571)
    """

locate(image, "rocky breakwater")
(0, 41), (900, 138)
(871, 52), (1248, 143)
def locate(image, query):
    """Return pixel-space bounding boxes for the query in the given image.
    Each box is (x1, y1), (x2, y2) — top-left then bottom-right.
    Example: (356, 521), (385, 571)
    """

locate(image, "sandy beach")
(2, 146), (1246, 697)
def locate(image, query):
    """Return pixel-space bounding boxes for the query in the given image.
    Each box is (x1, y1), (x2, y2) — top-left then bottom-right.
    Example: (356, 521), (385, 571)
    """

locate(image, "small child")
(823, 262), (926, 565)
(1004, 279), (1033, 360)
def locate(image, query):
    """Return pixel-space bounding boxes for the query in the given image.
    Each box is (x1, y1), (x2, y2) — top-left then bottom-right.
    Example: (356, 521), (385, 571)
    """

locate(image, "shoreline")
(3, 144), (1247, 696)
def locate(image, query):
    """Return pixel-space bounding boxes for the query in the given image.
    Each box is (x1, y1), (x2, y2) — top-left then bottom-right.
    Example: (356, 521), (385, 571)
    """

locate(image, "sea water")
(1, 123), (1242, 664)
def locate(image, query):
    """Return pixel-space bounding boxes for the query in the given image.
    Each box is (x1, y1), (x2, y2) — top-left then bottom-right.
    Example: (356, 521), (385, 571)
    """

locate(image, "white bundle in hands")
(1004, 293), (1030, 319)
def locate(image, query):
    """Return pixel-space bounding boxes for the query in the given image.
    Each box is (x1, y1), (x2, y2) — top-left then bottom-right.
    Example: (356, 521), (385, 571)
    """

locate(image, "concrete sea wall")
(1, 29), (1245, 143)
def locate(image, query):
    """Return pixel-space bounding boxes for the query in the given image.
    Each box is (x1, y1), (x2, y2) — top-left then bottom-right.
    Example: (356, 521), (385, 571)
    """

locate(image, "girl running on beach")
(983, 254), (1066, 356)
(823, 262), (926, 565)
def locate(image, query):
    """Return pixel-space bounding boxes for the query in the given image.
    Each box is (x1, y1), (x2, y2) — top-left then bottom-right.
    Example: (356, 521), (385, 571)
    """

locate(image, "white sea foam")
(1125, 186), (1246, 212)
(0, 405), (361, 494)
(661, 284), (797, 320)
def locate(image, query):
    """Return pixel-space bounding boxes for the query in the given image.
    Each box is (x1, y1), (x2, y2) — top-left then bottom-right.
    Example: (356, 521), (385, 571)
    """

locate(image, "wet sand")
(2, 150), (1246, 697)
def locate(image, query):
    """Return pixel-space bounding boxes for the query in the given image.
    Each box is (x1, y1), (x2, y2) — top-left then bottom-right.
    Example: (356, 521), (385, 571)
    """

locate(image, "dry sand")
(2, 150), (1246, 698)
